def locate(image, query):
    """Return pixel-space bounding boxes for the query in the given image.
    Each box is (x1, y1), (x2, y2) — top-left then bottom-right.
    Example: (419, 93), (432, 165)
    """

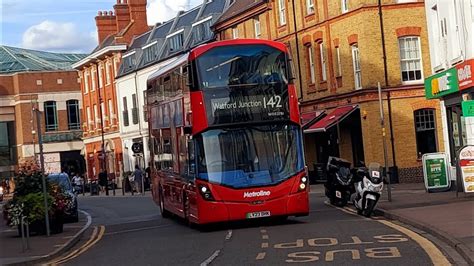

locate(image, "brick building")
(72, 0), (149, 181)
(213, 0), (443, 182)
(0, 45), (86, 178)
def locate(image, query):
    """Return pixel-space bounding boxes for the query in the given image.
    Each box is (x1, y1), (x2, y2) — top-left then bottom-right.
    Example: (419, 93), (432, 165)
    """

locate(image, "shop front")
(425, 58), (474, 182)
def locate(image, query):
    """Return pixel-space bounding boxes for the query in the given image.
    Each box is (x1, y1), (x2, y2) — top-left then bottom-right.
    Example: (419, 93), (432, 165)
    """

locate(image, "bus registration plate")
(246, 211), (271, 219)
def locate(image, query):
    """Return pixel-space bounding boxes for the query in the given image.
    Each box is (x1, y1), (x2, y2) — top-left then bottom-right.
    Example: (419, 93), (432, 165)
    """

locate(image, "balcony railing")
(42, 131), (83, 143)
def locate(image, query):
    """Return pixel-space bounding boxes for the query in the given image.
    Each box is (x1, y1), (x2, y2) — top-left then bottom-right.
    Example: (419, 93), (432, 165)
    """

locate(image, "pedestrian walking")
(133, 165), (143, 195)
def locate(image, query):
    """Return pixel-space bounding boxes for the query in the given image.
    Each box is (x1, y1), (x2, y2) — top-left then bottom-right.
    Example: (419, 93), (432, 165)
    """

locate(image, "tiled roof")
(0, 45), (86, 74)
(215, 0), (267, 26)
(117, 0), (230, 78)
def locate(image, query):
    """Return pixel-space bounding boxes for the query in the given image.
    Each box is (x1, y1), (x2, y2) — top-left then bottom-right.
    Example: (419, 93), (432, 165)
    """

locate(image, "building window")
(108, 99), (115, 123)
(86, 106), (92, 129)
(98, 64), (104, 88)
(307, 0), (315, 14)
(336, 46), (342, 77)
(308, 46), (316, 84)
(113, 57), (119, 76)
(319, 42), (327, 82)
(106, 61), (112, 85)
(100, 102), (105, 124)
(232, 26), (239, 39)
(341, 0), (349, 13)
(414, 109), (437, 157)
(123, 97), (129, 127)
(143, 42), (159, 64)
(57, 79), (63, 85)
(132, 93), (139, 125)
(84, 71), (90, 93)
(94, 104), (99, 126)
(191, 17), (213, 44)
(44, 101), (58, 132)
(169, 33), (184, 52)
(66, 100), (80, 130)
(399, 36), (423, 82)
(91, 67), (97, 91)
(143, 91), (148, 123)
(278, 0), (286, 26)
(254, 17), (261, 39)
(352, 44), (362, 89)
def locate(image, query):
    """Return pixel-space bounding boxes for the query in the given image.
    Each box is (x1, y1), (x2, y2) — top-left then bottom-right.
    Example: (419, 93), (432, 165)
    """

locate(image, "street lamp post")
(33, 108), (51, 236)
(97, 92), (108, 196)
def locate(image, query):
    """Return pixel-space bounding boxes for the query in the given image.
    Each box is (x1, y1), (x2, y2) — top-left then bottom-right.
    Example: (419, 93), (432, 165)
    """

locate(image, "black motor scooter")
(324, 157), (354, 206)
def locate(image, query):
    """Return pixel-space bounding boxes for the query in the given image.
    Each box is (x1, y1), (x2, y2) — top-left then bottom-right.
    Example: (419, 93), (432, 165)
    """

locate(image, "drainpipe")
(291, 0), (304, 101)
(378, 0), (397, 170)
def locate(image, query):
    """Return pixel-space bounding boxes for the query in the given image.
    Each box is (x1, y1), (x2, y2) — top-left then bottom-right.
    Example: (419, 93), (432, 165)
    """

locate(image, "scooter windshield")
(368, 163), (383, 184)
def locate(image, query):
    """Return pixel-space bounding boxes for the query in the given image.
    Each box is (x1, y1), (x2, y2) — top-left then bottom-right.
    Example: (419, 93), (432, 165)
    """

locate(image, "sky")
(0, 0), (202, 54)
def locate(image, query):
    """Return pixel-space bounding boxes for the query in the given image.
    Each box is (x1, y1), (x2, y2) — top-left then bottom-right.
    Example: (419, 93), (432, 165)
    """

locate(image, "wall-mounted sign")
(462, 100), (474, 117)
(457, 59), (474, 91)
(425, 68), (459, 99)
(458, 145), (474, 193)
(422, 153), (450, 192)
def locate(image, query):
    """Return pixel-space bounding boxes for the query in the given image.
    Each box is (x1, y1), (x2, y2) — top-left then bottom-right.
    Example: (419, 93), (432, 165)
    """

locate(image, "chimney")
(128, 0), (148, 33)
(95, 11), (117, 44)
(114, 0), (131, 32)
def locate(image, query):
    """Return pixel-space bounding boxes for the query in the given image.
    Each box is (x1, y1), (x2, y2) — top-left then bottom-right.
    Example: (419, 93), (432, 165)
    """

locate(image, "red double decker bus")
(147, 39), (308, 225)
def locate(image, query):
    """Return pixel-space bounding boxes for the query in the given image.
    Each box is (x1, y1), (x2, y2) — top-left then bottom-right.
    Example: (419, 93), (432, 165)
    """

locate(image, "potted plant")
(2, 161), (70, 235)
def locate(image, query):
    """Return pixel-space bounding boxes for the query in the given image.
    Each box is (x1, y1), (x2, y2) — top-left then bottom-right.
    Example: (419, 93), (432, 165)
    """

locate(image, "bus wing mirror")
(184, 126), (192, 135)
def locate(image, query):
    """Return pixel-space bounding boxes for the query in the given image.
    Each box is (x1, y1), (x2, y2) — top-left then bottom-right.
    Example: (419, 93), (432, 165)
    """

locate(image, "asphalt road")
(56, 186), (450, 265)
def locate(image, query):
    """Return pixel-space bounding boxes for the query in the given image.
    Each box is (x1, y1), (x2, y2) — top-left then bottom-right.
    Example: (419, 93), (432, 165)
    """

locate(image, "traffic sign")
(131, 142), (143, 154)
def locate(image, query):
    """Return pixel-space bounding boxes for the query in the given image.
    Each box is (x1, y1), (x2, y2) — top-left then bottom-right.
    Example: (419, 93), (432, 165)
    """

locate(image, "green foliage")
(14, 170), (51, 197)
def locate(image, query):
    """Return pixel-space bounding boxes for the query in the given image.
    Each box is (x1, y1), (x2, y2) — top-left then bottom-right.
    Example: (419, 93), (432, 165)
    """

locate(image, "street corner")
(0, 210), (92, 266)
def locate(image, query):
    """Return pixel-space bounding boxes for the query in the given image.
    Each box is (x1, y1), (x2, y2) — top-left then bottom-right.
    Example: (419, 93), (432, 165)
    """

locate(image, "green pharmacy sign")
(425, 68), (459, 99)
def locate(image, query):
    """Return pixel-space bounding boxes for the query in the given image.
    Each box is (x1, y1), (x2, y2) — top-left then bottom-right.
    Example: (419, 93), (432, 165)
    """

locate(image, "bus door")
(160, 130), (176, 212)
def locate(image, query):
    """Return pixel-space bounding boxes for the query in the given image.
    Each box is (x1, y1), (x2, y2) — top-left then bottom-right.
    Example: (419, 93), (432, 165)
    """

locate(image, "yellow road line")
(326, 201), (451, 266)
(50, 225), (105, 265)
(378, 220), (451, 266)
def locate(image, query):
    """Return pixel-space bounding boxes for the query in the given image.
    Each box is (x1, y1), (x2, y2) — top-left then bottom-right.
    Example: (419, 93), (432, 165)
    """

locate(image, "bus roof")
(189, 39), (288, 61)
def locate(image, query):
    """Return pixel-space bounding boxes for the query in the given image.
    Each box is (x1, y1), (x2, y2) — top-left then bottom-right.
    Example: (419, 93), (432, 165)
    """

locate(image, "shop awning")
(300, 110), (325, 129)
(304, 105), (358, 133)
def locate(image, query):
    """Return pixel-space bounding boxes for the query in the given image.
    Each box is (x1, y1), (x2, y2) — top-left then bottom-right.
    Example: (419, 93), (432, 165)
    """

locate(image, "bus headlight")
(199, 185), (215, 201)
(298, 176), (308, 191)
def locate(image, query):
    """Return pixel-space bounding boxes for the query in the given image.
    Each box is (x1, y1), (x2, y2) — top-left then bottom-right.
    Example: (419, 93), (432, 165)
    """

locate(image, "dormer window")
(168, 31), (184, 52)
(143, 41), (159, 64)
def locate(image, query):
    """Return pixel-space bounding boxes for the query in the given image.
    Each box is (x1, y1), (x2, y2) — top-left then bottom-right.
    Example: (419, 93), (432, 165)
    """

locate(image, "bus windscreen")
(195, 124), (304, 188)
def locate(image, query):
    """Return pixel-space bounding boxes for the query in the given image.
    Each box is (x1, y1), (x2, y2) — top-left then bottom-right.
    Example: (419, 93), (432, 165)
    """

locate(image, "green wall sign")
(425, 68), (459, 99)
(462, 100), (474, 117)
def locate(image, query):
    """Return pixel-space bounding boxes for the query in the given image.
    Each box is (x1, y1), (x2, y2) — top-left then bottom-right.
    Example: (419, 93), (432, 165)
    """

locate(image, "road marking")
(378, 220), (451, 266)
(225, 230), (233, 241)
(260, 229), (267, 234)
(49, 225), (105, 265)
(262, 234), (269, 240)
(256, 252), (266, 260)
(200, 250), (220, 266)
(104, 224), (172, 236)
(261, 242), (269, 248)
(326, 201), (451, 266)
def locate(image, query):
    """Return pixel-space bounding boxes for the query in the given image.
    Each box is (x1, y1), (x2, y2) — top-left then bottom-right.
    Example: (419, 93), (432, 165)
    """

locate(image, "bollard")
(21, 217), (26, 252)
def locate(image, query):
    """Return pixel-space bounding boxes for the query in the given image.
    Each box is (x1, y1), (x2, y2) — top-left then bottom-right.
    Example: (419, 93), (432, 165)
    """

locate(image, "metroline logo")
(243, 190), (271, 198)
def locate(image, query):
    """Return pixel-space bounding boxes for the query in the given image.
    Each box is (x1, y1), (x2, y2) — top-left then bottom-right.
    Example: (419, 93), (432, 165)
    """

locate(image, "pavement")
(376, 182), (474, 265)
(0, 196), (91, 266)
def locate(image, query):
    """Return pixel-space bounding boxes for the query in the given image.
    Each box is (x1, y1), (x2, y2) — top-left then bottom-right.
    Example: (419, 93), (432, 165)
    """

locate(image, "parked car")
(47, 173), (79, 223)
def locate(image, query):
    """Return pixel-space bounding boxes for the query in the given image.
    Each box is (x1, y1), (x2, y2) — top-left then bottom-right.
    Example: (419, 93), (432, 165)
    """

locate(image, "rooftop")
(0, 45), (87, 74)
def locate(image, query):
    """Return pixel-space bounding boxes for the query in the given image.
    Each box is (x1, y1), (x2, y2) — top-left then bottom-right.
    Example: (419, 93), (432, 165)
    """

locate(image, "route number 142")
(263, 96), (282, 108)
